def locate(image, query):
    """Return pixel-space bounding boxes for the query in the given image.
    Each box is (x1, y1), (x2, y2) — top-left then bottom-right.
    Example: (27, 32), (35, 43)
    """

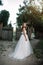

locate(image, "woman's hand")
(25, 38), (27, 41)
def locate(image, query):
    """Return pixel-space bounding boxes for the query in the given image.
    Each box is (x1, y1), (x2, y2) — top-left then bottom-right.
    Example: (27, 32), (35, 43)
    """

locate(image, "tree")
(0, 0), (3, 5)
(28, 6), (43, 32)
(16, 0), (43, 32)
(16, 0), (31, 27)
(0, 10), (10, 26)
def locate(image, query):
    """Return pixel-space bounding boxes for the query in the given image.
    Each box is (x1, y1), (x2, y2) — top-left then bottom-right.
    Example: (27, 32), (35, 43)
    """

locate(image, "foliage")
(26, 6), (43, 32)
(16, 0), (31, 27)
(0, 0), (3, 5)
(0, 10), (10, 26)
(17, 12), (30, 26)
(34, 40), (43, 59)
(16, 1), (43, 32)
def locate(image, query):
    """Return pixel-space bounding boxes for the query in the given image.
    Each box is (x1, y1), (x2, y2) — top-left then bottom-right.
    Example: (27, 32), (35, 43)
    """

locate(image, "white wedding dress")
(9, 31), (33, 59)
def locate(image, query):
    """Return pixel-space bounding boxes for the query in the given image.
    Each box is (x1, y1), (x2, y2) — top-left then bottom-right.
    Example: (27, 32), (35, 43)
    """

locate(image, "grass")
(34, 39), (43, 59)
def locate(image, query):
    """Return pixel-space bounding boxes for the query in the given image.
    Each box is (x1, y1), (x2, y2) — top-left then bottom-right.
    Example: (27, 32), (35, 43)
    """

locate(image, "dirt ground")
(0, 39), (40, 65)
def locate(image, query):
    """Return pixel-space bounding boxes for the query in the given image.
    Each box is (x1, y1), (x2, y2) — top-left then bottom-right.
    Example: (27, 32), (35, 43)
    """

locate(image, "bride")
(9, 23), (33, 59)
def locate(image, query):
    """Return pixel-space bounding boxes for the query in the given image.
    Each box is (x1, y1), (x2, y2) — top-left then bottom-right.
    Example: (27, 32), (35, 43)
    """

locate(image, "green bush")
(34, 40), (43, 59)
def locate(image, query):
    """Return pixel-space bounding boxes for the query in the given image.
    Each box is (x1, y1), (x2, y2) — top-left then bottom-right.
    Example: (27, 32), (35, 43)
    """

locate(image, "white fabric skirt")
(9, 34), (33, 59)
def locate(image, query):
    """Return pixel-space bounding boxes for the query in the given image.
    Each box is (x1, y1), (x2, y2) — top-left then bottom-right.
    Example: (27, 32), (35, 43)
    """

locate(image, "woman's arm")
(23, 28), (27, 41)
